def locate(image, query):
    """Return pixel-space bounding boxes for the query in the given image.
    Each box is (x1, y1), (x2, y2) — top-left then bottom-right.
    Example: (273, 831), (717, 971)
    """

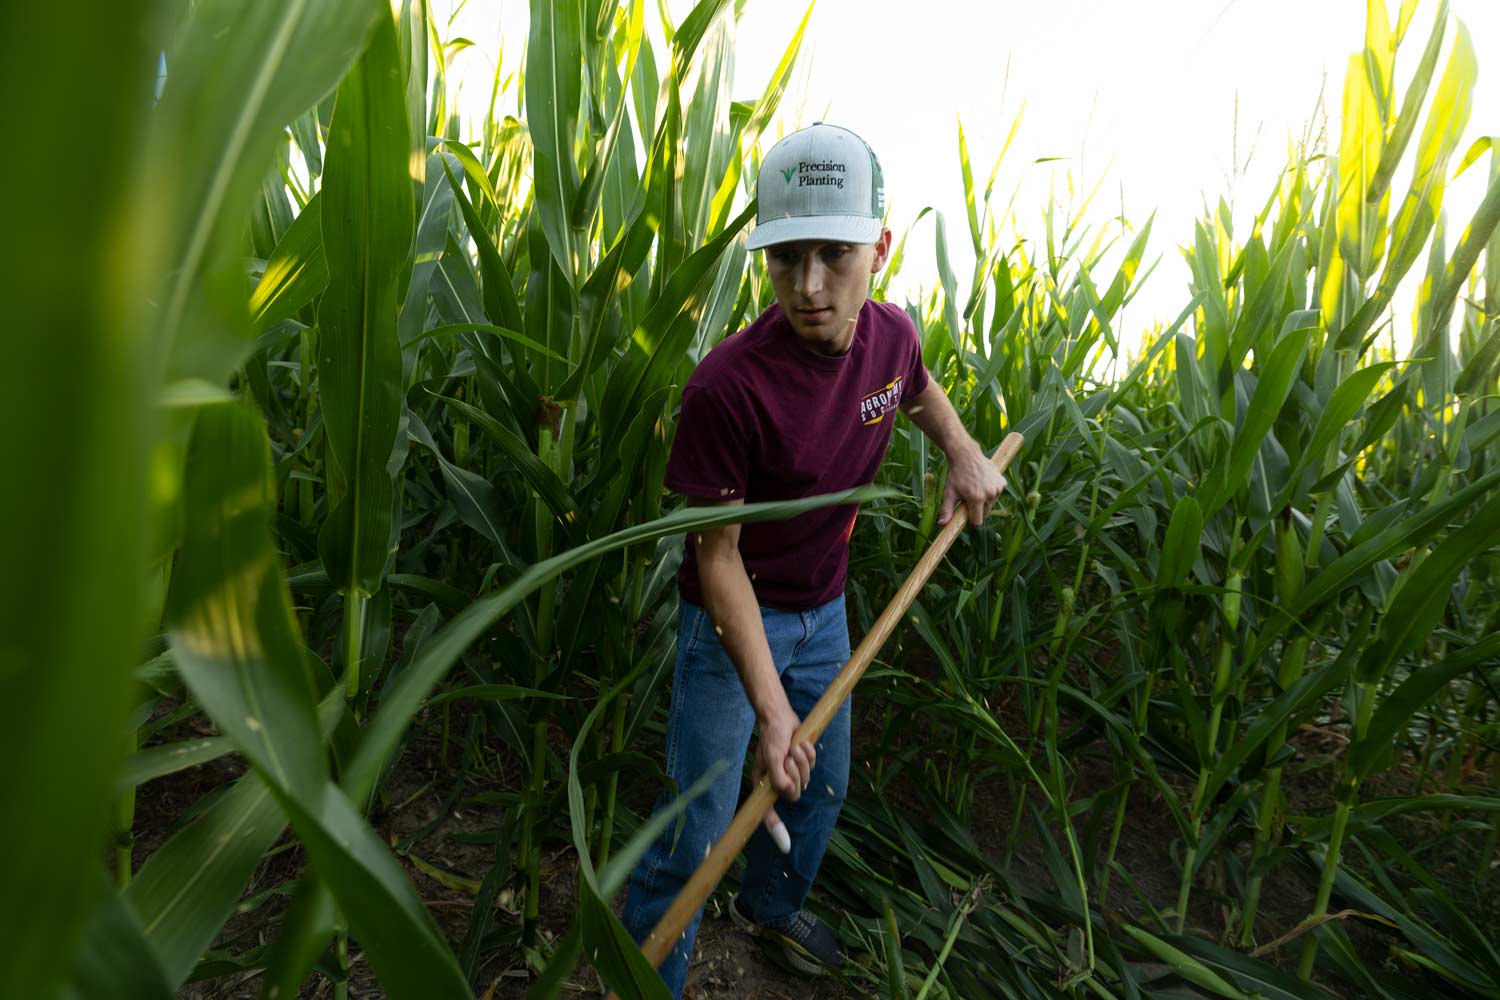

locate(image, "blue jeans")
(621, 594), (852, 999)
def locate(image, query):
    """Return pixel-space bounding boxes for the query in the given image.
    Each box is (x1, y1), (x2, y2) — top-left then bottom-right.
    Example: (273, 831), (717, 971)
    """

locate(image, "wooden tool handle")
(628, 432), (1024, 978)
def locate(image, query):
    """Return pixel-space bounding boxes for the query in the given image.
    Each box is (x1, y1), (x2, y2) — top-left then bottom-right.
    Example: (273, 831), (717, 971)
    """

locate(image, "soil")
(131, 697), (855, 1000)
(857, 629), (1495, 1000)
(128, 607), (1493, 1000)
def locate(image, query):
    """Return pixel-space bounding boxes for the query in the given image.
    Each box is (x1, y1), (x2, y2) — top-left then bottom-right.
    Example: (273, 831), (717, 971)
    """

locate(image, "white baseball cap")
(745, 122), (886, 251)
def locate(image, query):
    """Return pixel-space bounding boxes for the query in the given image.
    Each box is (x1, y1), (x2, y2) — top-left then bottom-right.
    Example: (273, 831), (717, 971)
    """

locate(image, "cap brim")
(745, 214), (883, 251)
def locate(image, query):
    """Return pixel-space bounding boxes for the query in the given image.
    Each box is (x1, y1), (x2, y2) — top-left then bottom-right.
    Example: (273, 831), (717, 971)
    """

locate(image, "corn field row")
(3, 0), (1499, 998)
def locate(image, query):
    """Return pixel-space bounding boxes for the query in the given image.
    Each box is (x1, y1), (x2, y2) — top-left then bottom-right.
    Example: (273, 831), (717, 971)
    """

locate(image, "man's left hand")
(938, 443), (1009, 527)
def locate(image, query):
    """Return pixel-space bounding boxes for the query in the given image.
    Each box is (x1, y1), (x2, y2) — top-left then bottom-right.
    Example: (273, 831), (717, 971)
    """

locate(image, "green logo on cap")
(781, 166), (797, 185)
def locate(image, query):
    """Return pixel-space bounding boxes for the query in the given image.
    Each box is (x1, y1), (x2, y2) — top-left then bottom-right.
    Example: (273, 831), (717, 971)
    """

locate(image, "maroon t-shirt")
(665, 299), (930, 610)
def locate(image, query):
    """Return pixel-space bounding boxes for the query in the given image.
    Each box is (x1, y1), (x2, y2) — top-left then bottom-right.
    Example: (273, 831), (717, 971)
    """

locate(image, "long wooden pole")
(624, 432), (1024, 984)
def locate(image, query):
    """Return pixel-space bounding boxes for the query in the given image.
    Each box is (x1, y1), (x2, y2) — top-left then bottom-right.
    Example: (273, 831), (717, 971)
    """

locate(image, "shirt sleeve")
(664, 382), (752, 500)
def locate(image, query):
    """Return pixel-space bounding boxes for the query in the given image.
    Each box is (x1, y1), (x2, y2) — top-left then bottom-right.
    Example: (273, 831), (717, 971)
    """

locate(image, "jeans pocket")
(680, 601), (707, 661)
(665, 603), (710, 780)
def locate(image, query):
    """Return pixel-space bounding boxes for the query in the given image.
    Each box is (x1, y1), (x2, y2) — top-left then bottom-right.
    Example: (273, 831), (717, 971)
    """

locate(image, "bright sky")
(440, 0), (1499, 346)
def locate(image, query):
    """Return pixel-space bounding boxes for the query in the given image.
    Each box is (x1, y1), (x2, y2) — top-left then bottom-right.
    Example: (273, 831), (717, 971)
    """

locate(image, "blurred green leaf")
(0, 5), (155, 995)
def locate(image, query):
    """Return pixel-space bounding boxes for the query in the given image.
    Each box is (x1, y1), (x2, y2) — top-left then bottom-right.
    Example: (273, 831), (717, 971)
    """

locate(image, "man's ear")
(870, 228), (894, 274)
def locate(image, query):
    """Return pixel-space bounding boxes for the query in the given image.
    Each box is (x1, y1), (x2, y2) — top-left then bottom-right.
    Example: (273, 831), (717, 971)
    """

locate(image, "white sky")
(439, 0), (1498, 346)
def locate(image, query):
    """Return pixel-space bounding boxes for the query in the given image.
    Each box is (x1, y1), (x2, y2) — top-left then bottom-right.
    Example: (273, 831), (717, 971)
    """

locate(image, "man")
(621, 122), (1007, 997)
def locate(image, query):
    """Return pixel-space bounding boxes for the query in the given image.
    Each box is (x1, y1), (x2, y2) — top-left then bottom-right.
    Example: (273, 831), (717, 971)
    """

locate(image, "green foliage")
(860, 0), (1500, 992)
(4, 0), (1498, 998)
(0, 3), (159, 997)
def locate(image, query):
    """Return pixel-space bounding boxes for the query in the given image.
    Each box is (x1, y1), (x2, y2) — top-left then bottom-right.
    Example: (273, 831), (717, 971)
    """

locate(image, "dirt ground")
(133, 702), (858, 1000)
(130, 619), (1488, 999)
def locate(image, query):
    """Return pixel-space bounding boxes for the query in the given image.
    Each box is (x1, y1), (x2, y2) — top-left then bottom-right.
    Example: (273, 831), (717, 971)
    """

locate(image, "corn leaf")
(1161, 933), (1339, 999)
(318, 10), (416, 595)
(704, 0), (813, 233)
(1351, 633), (1500, 779)
(341, 486), (893, 806)
(598, 200), (757, 457)
(678, 10), (734, 241)
(1121, 925), (1256, 999)
(1355, 491), (1500, 685)
(526, 0), (583, 276)
(151, 0), (383, 383)
(256, 876), (338, 1000)
(251, 192), (328, 331)
(405, 409), (513, 551)
(1345, 21), (1477, 347)
(116, 738), (234, 794)
(124, 773), (287, 986)
(1427, 171), (1500, 344)
(67, 876), (175, 1000)
(1336, 52), (1386, 279)
(168, 399), (470, 997)
(0, 4), (155, 995)
(1201, 325), (1311, 516)
(1367, 0), (1450, 206)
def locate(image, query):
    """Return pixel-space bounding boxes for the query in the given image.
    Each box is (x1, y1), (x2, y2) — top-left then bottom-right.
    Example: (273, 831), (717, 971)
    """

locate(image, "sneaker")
(729, 895), (844, 975)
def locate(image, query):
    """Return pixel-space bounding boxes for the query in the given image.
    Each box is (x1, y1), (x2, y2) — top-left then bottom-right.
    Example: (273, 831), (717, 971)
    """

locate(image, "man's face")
(764, 229), (892, 356)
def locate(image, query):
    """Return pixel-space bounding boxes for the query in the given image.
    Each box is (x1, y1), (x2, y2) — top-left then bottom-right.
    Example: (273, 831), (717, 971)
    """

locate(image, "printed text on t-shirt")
(859, 376), (905, 425)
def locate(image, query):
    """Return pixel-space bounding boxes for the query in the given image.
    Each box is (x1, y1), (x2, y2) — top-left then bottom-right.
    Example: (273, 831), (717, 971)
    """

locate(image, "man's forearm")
(900, 375), (1009, 525)
(697, 549), (788, 722)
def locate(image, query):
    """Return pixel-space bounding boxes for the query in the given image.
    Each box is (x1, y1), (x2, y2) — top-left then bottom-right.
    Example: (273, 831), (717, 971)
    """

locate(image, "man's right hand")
(755, 699), (815, 800)
(753, 699), (815, 846)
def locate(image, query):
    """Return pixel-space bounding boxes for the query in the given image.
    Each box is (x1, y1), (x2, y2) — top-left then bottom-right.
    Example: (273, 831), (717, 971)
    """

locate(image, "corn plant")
(5, 0), (1498, 998)
(0, 0), (847, 995)
(852, 2), (1500, 996)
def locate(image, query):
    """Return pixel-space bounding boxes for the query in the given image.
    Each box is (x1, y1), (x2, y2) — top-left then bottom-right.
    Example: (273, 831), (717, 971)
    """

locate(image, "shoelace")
(782, 910), (818, 944)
